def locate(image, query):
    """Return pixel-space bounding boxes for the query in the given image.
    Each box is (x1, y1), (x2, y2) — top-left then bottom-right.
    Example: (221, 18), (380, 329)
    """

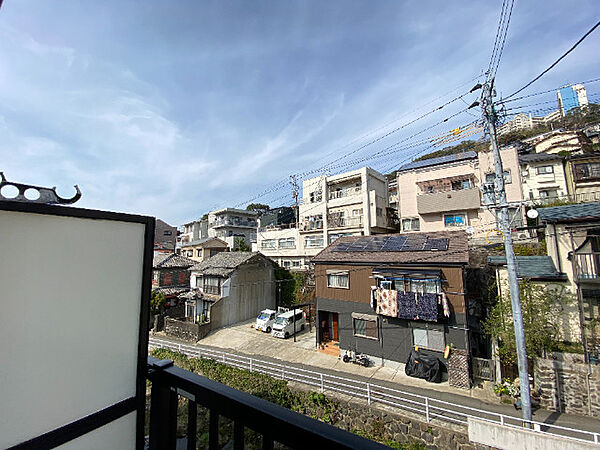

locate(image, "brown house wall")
(315, 263), (465, 314)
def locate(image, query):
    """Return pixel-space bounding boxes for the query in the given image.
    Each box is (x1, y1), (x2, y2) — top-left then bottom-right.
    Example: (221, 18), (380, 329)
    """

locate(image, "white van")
(271, 309), (306, 339)
(255, 309), (278, 333)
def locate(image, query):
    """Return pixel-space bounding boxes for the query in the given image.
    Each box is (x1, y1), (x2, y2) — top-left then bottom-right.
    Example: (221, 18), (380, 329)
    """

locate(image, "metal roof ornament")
(0, 172), (81, 204)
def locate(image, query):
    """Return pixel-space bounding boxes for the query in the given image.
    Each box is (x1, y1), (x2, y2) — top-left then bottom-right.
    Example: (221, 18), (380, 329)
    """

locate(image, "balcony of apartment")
(146, 356), (385, 449)
(300, 217), (323, 232)
(210, 218), (258, 229)
(417, 182), (481, 215)
(575, 252), (600, 283)
(327, 213), (363, 229)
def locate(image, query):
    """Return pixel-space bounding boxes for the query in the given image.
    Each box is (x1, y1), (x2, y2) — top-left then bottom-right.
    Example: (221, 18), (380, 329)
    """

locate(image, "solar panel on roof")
(423, 238), (449, 251)
(332, 235), (449, 252)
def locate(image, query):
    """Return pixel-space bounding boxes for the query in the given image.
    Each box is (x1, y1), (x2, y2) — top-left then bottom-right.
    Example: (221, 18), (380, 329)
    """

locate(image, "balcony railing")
(575, 253), (600, 281)
(328, 187), (361, 200)
(210, 219), (257, 228)
(301, 220), (323, 231)
(147, 356), (386, 450)
(417, 187), (481, 214)
(327, 214), (363, 229)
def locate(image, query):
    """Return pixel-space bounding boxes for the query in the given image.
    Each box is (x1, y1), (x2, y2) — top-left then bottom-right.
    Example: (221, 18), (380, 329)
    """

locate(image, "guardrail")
(149, 337), (600, 445)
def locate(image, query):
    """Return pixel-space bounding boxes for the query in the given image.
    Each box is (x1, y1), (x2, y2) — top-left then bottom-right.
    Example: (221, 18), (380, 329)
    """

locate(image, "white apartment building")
(207, 208), (258, 248)
(257, 167), (396, 269)
(497, 110), (561, 136)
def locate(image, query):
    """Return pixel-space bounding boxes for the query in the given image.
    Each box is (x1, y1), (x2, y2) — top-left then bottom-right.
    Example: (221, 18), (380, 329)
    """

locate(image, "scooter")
(342, 350), (370, 367)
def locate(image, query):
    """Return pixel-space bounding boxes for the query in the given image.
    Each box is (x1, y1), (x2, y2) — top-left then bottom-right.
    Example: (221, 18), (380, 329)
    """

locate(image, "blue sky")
(1, 1), (599, 225)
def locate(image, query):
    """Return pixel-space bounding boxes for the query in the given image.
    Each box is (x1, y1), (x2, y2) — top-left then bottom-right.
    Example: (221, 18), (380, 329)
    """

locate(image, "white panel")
(0, 211), (145, 448)
(57, 412), (136, 450)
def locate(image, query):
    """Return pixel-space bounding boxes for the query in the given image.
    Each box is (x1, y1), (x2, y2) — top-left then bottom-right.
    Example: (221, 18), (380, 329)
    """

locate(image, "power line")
(496, 76), (600, 105)
(504, 19), (600, 101)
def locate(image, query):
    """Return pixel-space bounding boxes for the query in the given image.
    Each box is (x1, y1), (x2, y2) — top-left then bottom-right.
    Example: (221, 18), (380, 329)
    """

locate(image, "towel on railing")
(416, 293), (438, 321)
(441, 292), (450, 318)
(397, 291), (417, 320)
(376, 289), (398, 317)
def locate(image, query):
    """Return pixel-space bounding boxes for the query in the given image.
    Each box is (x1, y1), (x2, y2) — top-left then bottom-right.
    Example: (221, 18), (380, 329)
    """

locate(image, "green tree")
(233, 237), (251, 252)
(246, 203), (270, 216)
(483, 279), (573, 366)
(150, 290), (166, 315)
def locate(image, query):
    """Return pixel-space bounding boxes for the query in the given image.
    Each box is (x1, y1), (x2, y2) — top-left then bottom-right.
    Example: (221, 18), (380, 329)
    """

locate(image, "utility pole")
(481, 80), (532, 423)
(290, 175), (300, 226)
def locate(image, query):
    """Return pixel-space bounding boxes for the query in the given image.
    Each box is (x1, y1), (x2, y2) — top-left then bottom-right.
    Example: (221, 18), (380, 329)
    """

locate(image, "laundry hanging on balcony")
(375, 288), (398, 317)
(374, 288), (446, 321)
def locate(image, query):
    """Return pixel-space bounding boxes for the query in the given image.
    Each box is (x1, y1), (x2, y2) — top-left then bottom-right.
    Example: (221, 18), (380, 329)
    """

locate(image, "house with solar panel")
(311, 230), (473, 387)
(396, 148), (525, 241)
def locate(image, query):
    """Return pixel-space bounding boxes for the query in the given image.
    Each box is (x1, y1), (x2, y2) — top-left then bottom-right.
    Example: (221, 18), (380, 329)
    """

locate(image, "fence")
(148, 337), (599, 445)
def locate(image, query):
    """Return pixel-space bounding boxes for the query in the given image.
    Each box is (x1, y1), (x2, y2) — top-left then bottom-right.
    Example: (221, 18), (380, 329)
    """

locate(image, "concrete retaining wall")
(468, 417), (597, 449)
(165, 317), (212, 342)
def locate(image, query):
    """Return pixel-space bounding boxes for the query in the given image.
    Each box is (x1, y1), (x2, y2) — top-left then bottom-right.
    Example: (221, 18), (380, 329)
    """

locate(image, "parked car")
(255, 309), (278, 333)
(271, 309), (305, 339)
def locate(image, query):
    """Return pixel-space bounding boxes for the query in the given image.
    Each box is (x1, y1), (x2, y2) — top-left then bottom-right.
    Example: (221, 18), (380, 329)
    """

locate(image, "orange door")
(332, 313), (339, 341)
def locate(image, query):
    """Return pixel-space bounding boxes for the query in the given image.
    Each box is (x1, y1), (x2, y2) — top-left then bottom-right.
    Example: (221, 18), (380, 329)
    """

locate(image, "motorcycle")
(342, 350), (370, 367)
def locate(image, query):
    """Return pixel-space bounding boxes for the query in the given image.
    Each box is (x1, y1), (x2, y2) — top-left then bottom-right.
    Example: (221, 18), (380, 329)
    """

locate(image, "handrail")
(148, 337), (600, 445)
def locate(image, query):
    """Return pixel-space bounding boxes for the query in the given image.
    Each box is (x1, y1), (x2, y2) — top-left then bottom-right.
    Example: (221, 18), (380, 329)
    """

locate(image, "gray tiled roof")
(153, 253), (196, 269)
(189, 251), (259, 276)
(487, 256), (566, 280)
(538, 201), (600, 223)
(399, 151), (478, 172)
(311, 231), (469, 265)
(519, 153), (564, 164)
(152, 286), (189, 296)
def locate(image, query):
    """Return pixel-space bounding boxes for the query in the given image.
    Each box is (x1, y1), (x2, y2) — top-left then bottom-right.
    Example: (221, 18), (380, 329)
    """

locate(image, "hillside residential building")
(497, 110), (561, 136)
(183, 252), (276, 328)
(152, 253), (197, 303)
(519, 153), (569, 204)
(538, 202), (600, 360)
(311, 231), (472, 386)
(396, 148), (525, 238)
(259, 207), (295, 228)
(180, 236), (228, 261)
(523, 130), (600, 203)
(154, 218), (177, 252)
(257, 167), (396, 269)
(207, 208), (258, 249)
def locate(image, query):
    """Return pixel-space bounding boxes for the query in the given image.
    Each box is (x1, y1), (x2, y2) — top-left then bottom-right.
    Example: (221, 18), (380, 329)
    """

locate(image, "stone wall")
(534, 353), (600, 417)
(334, 398), (492, 450)
(165, 318), (212, 342)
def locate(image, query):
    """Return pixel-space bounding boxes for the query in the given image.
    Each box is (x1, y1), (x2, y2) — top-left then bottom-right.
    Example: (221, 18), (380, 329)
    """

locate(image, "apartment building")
(207, 208), (258, 248)
(397, 148), (525, 237)
(519, 153), (569, 204)
(257, 167), (396, 269)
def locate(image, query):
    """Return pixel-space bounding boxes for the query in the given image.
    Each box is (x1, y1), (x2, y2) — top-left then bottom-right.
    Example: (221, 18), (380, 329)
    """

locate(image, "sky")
(1, 1), (599, 225)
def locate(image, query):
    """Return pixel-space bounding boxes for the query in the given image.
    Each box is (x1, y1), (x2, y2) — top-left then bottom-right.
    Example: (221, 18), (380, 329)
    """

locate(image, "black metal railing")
(147, 356), (387, 450)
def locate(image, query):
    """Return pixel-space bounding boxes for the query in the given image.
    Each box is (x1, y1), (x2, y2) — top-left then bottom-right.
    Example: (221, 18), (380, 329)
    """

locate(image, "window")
(163, 273), (172, 286)
(539, 189), (558, 199)
(197, 249), (202, 257)
(536, 166), (554, 175)
(163, 230), (172, 236)
(278, 237), (296, 248)
(451, 179), (473, 190)
(187, 251), (193, 257)
(328, 232), (353, 244)
(327, 270), (349, 289)
(178, 272), (186, 284)
(412, 328), (445, 351)
(292, 261), (301, 268)
(261, 239), (276, 249)
(353, 316), (378, 339)
(485, 170), (512, 184)
(352, 208), (363, 216)
(401, 218), (420, 231)
(410, 278), (440, 294)
(283, 261), (291, 269)
(575, 163), (600, 181)
(305, 236), (324, 248)
(444, 214), (466, 227)
(376, 207), (383, 217)
(309, 190), (322, 203)
(203, 276), (222, 295)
